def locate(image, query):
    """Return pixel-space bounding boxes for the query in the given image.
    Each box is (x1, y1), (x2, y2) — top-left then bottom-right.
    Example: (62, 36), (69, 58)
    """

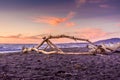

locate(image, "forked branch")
(22, 35), (120, 55)
(22, 35), (95, 54)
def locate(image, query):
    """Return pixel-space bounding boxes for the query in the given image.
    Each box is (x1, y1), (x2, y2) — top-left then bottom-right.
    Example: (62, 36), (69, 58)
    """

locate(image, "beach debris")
(88, 42), (120, 54)
(22, 34), (120, 54)
(22, 35), (95, 54)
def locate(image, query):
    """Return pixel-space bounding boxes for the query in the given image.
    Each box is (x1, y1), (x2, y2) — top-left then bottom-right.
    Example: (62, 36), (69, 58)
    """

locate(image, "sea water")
(0, 43), (88, 53)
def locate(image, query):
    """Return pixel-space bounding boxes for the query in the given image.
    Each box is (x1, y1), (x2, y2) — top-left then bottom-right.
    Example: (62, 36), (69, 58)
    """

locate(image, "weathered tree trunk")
(22, 35), (120, 54)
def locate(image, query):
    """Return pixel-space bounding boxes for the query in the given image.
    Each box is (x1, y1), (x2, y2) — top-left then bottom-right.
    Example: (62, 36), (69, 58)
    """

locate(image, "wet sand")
(0, 48), (120, 80)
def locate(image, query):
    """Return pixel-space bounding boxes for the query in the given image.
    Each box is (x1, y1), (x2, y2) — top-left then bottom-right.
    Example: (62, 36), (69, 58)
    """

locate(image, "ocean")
(0, 43), (88, 53)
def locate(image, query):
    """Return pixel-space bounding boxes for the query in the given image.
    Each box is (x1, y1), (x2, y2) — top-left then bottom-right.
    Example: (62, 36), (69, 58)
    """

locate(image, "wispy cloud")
(75, 0), (107, 7)
(66, 27), (120, 41)
(116, 24), (120, 27)
(0, 34), (43, 40)
(66, 22), (76, 27)
(75, 0), (86, 7)
(89, 0), (106, 3)
(0, 34), (22, 38)
(0, 29), (119, 43)
(99, 4), (111, 8)
(33, 12), (75, 26)
(75, 27), (107, 39)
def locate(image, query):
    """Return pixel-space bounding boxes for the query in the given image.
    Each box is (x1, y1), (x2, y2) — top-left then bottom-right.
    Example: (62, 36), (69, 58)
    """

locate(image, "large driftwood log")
(22, 35), (96, 54)
(22, 34), (120, 54)
(88, 42), (120, 54)
(43, 35), (94, 45)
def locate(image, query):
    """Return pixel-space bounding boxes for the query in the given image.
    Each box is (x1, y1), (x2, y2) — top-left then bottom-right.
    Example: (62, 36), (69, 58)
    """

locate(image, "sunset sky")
(0, 0), (120, 44)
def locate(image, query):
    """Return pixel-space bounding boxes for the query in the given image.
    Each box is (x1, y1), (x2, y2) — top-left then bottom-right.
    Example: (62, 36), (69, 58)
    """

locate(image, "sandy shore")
(0, 48), (120, 80)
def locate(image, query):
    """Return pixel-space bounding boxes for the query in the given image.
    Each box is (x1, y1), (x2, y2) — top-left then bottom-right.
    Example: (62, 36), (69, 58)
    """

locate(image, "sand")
(0, 48), (120, 80)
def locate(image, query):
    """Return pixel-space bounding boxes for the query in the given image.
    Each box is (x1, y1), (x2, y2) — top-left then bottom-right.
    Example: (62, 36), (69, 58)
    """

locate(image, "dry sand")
(0, 48), (120, 80)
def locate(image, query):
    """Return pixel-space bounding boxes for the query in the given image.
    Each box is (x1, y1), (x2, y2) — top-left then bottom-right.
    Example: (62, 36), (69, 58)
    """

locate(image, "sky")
(0, 0), (120, 44)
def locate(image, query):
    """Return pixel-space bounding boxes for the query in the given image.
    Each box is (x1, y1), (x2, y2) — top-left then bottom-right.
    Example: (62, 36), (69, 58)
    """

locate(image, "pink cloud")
(89, 0), (106, 3)
(116, 24), (120, 27)
(43, 27), (108, 40)
(0, 34), (45, 43)
(75, 0), (86, 7)
(8, 34), (22, 38)
(99, 4), (111, 8)
(0, 29), (119, 43)
(66, 22), (76, 27)
(75, 0), (106, 7)
(33, 12), (75, 26)
(43, 27), (108, 43)
(73, 27), (107, 39)
(0, 34), (42, 40)
(0, 34), (22, 38)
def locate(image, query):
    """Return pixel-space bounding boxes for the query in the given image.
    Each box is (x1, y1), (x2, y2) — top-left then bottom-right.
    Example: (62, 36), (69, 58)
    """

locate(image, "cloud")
(116, 24), (120, 27)
(45, 27), (109, 42)
(67, 27), (107, 39)
(66, 22), (76, 27)
(75, 0), (107, 7)
(78, 28), (107, 39)
(41, 27), (108, 40)
(8, 34), (22, 38)
(89, 0), (106, 3)
(24, 34), (50, 39)
(0, 33), (54, 41)
(33, 12), (75, 26)
(24, 35), (41, 39)
(0, 29), (119, 43)
(69, 27), (120, 41)
(99, 4), (111, 8)
(0, 34), (22, 38)
(75, 0), (87, 7)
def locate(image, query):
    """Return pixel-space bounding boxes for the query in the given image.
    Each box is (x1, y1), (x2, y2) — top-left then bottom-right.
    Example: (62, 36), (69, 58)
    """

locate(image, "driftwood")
(22, 35), (120, 54)
(88, 42), (120, 54)
(22, 35), (96, 54)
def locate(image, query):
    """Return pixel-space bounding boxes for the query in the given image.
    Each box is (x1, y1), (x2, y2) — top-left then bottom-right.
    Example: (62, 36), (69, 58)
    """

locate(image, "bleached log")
(22, 34), (97, 54)
(35, 40), (46, 49)
(46, 40), (55, 50)
(102, 43), (120, 52)
(88, 42), (120, 54)
(22, 47), (37, 53)
(37, 50), (57, 54)
(22, 47), (63, 54)
(47, 40), (64, 53)
(44, 35), (95, 45)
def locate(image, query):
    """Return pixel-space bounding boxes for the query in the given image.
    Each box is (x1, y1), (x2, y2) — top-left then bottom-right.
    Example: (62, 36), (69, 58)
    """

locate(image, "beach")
(0, 48), (120, 80)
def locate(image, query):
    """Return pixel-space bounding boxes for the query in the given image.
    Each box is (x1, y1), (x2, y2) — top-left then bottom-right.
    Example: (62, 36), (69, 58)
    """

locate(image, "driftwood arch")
(22, 35), (120, 54)
(22, 35), (96, 54)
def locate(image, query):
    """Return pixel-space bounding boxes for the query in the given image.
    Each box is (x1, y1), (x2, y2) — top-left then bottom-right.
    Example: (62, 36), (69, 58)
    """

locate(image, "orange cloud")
(0, 34), (44, 44)
(0, 29), (119, 44)
(0, 34), (42, 39)
(33, 12), (75, 26)
(66, 22), (76, 27)
(0, 34), (22, 39)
